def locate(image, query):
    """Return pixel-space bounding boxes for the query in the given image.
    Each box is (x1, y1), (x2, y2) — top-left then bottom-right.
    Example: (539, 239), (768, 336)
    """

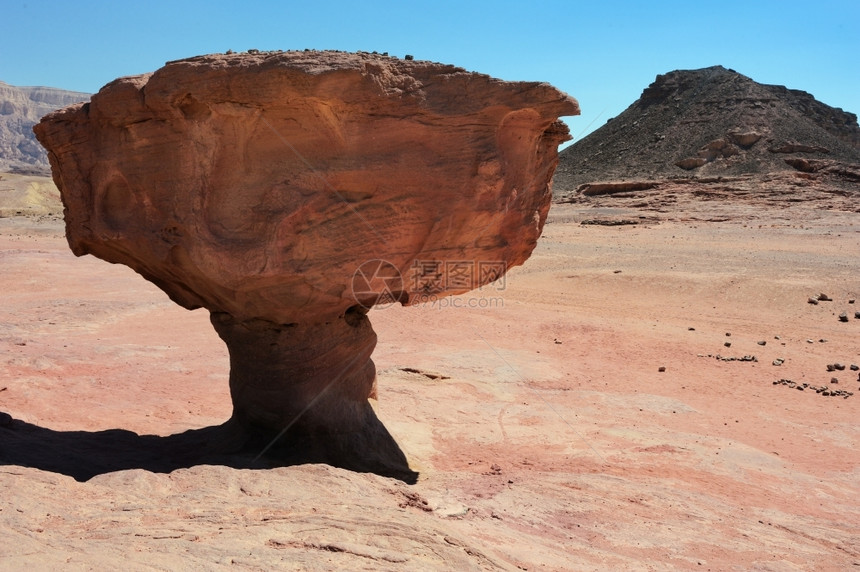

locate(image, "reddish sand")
(1, 200), (858, 570)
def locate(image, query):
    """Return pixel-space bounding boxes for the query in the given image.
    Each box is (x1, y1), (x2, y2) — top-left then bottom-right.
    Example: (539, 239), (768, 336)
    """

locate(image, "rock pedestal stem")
(210, 310), (413, 480)
(211, 310), (376, 433)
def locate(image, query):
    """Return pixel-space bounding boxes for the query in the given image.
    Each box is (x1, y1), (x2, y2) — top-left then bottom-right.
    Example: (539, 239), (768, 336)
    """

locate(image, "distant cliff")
(0, 81), (90, 174)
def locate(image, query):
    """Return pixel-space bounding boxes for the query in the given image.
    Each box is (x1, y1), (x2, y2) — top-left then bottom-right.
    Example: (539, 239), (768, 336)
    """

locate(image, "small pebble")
(772, 358), (784, 366)
(725, 332), (731, 337)
(839, 312), (849, 322)
(807, 339), (814, 344)
(831, 377), (839, 384)
(818, 293), (832, 301)
(658, 366), (666, 372)
(757, 341), (766, 346)
(855, 311), (860, 319)
(808, 297), (819, 305)
(850, 364), (859, 371)
(724, 341), (732, 348)
(827, 364), (835, 372)
(834, 364), (846, 371)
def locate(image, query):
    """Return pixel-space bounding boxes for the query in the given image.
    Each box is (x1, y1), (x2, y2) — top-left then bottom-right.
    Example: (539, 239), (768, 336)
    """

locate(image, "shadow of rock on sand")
(0, 411), (418, 484)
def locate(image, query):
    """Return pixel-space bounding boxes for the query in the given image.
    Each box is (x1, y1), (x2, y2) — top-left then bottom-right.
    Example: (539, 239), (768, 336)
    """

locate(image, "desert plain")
(0, 173), (858, 570)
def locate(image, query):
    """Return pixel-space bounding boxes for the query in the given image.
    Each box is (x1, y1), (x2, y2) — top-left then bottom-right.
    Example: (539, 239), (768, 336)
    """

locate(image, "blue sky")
(3, 0), (858, 142)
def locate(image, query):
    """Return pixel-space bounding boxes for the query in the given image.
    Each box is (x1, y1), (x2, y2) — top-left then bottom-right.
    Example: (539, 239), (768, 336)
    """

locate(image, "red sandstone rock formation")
(34, 51), (578, 479)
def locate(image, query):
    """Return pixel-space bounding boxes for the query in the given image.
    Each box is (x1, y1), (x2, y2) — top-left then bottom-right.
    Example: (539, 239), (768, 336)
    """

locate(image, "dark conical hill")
(553, 66), (860, 194)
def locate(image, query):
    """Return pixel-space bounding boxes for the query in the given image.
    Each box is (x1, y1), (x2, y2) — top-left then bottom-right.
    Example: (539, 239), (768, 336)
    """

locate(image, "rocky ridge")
(554, 66), (860, 208)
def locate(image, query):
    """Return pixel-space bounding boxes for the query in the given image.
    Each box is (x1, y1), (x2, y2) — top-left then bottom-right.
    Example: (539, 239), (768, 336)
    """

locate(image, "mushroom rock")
(34, 51), (579, 481)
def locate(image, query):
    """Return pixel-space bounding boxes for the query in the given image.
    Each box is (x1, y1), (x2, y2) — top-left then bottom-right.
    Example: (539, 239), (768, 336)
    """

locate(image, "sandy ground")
(0, 172), (63, 218)
(1, 198), (858, 570)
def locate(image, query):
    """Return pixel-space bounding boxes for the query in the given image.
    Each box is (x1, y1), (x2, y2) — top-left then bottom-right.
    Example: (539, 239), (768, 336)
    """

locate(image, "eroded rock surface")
(35, 51), (577, 324)
(33, 51), (578, 477)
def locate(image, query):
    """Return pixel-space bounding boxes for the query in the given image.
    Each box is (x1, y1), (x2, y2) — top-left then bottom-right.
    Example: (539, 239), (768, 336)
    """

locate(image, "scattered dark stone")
(581, 219), (640, 226)
(827, 364), (836, 372)
(808, 297), (819, 305)
(831, 377), (839, 384)
(855, 311), (860, 319)
(688, 327), (695, 331)
(817, 293), (832, 302)
(724, 341), (732, 348)
(772, 358), (784, 366)
(658, 366), (666, 372)
(834, 363), (846, 371)
(715, 354), (757, 362)
(819, 339), (828, 343)
(839, 312), (849, 322)
(850, 364), (859, 371)
(399, 367), (451, 380)
(757, 341), (766, 346)
(725, 332), (731, 337)
(773, 378), (852, 399)
(850, 299), (856, 304)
